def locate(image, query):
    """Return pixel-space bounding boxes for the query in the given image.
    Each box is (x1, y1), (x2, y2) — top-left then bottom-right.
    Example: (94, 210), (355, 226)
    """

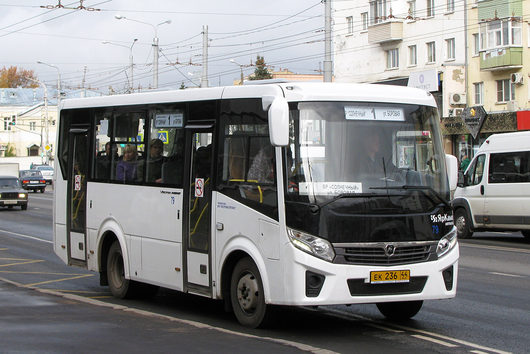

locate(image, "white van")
(453, 131), (530, 239)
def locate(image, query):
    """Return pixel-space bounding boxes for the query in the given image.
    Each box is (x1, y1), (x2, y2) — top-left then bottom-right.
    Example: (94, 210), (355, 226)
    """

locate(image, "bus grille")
(334, 243), (436, 266)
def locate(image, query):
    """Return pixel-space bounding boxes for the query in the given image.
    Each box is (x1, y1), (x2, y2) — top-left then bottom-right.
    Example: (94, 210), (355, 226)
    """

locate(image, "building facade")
(0, 88), (101, 161)
(333, 0), (530, 165)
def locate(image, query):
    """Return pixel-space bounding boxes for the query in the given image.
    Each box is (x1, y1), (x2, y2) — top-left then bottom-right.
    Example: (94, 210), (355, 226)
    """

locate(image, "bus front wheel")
(107, 241), (132, 299)
(230, 257), (269, 328)
(377, 300), (423, 321)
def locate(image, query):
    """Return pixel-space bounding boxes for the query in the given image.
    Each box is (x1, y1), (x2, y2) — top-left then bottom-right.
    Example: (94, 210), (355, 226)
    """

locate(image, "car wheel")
(522, 231), (530, 239)
(230, 257), (271, 328)
(40, 188), (45, 193)
(377, 300), (423, 321)
(107, 241), (134, 299)
(21, 204), (27, 210)
(455, 208), (472, 239)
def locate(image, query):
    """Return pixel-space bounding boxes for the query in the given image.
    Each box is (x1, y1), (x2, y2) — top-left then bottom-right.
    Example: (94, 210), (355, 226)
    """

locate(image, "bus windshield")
(284, 101), (450, 243)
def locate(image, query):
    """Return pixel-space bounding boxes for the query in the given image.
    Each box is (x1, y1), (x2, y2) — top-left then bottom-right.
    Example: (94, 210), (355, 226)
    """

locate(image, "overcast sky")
(0, 0), (325, 93)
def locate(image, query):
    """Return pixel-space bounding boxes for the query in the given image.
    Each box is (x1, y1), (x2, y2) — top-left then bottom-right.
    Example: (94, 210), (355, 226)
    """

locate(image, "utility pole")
(324, 0), (332, 82)
(201, 25), (209, 88)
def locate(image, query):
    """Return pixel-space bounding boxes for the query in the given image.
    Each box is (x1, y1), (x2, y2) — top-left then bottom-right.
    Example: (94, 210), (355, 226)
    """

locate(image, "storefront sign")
(461, 106), (487, 139)
(408, 69), (438, 92)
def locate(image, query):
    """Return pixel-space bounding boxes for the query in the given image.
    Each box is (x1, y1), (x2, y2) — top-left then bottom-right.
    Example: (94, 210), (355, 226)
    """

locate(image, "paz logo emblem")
(384, 244), (396, 257)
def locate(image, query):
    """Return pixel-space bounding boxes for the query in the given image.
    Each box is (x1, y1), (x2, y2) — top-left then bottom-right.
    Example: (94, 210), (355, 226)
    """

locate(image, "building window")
(496, 79), (515, 102)
(386, 48), (399, 69)
(473, 33), (480, 55)
(426, 0), (435, 17)
(446, 38), (455, 60)
(446, 0), (455, 13)
(370, 0), (387, 25)
(29, 121), (36, 131)
(408, 45), (417, 66)
(346, 16), (354, 34)
(474, 82), (484, 105)
(480, 19), (522, 50)
(361, 12), (368, 31)
(407, 0), (416, 19)
(427, 41), (436, 63)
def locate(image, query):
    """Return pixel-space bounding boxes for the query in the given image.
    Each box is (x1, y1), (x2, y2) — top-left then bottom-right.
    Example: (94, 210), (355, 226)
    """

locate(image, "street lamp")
(36, 61), (61, 105)
(115, 15), (171, 89)
(102, 39), (138, 92)
(229, 59), (250, 85)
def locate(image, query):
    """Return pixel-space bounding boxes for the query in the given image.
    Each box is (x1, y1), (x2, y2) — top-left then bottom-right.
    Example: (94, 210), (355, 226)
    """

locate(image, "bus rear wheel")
(377, 300), (423, 321)
(107, 241), (133, 299)
(230, 257), (269, 328)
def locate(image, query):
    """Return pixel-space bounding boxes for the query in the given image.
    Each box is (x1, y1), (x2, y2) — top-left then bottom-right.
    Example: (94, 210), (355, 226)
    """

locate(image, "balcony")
(480, 47), (523, 71)
(368, 20), (403, 44)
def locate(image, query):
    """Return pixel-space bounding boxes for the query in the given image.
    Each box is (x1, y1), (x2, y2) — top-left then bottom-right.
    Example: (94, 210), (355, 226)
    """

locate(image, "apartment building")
(333, 0), (530, 163)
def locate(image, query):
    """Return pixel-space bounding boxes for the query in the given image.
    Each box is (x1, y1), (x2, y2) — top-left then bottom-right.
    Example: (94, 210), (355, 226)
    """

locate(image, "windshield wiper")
(369, 185), (449, 207)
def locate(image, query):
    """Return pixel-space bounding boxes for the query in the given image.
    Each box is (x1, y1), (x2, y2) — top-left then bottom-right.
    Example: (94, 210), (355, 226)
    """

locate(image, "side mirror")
(268, 96), (289, 147)
(445, 154), (458, 192)
(457, 171), (465, 187)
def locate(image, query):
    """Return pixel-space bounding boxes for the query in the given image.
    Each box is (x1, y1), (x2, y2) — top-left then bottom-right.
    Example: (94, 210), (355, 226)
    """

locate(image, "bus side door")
(67, 129), (89, 264)
(185, 129), (213, 294)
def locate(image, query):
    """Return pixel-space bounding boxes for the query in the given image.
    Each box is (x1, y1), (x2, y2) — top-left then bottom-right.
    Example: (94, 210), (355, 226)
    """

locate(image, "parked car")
(19, 170), (47, 193)
(0, 176), (28, 210)
(453, 131), (530, 239)
(34, 165), (54, 184)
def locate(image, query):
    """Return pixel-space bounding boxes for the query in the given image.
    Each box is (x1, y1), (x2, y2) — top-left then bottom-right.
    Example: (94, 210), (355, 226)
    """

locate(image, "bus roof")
(60, 82), (437, 110)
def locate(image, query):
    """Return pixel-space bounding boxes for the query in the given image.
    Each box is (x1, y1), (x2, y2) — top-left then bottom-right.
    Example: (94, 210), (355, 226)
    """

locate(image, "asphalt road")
(1, 190), (529, 353)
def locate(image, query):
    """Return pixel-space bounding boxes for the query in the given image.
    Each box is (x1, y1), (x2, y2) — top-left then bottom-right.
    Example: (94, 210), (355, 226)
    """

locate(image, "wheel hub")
(237, 273), (259, 312)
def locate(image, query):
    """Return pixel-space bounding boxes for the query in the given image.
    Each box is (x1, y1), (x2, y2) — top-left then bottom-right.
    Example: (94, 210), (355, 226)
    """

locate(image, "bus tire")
(230, 257), (270, 328)
(376, 300), (423, 321)
(107, 241), (133, 299)
(455, 208), (472, 239)
(522, 230), (530, 240)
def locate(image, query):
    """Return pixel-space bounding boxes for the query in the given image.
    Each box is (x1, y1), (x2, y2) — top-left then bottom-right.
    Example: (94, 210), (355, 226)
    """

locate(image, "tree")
(0, 66), (39, 88)
(249, 56), (272, 81)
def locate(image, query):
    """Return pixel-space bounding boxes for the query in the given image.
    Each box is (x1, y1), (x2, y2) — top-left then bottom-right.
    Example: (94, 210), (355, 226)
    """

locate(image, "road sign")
(44, 144), (52, 152)
(461, 106), (487, 139)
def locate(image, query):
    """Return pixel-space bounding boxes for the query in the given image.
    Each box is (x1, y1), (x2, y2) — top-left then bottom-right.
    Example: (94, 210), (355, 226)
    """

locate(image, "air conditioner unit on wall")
(510, 73), (523, 85)
(450, 92), (466, 106)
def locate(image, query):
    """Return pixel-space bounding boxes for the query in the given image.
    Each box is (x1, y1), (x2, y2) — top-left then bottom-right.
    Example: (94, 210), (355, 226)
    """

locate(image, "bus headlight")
(287, 228), (335, 262)
(436, 227), (457, 258)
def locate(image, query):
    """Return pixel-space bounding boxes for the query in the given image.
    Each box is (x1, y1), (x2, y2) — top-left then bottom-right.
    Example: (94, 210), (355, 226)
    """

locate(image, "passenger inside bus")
(116, 144), (138, 182)
(146, 138), (165, 183)
(96, 142), (118, 179)
(161, 137), (185, 185)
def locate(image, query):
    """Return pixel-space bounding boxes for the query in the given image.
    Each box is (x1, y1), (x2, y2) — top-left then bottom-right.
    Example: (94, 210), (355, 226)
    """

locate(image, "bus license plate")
(370, 270), (410, 284)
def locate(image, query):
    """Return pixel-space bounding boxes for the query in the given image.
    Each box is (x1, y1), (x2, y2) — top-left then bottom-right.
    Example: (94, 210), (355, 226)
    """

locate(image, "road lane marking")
(460, 243), (530, 254)
(0, 270), (89, 276)
(0, 276), (336, 354)
(0, 248), (8, 251)
(0, 228), (52, 244)
(321, 307), (510, 354)
(411, 334), (458, 347)
(489, 272), (524, 278)
(25, 274), (94, 287)
(0, 259), (45, 267)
